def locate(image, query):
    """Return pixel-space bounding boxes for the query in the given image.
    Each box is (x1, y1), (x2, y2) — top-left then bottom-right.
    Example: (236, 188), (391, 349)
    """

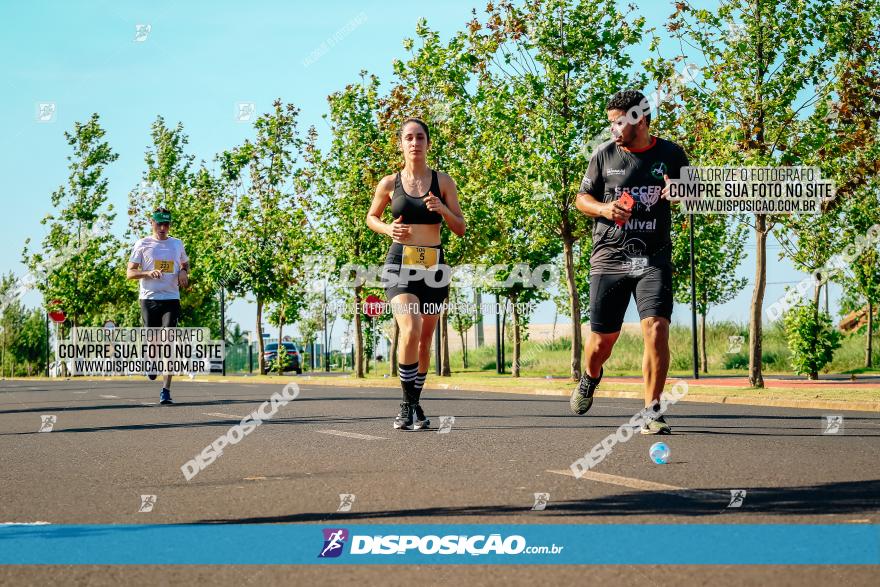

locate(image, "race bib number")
(401, 246), (439, 269)
(154, 260), (174, 273)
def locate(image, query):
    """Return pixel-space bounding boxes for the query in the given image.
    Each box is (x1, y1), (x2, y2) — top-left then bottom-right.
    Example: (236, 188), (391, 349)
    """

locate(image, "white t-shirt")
(129, 236), (189, 300)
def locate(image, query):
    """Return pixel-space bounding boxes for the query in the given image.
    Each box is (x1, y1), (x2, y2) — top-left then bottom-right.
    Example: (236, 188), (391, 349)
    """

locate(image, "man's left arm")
(178, 243), (190, 289)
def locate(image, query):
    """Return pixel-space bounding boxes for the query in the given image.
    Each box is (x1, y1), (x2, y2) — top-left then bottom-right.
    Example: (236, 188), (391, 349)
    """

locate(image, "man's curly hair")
(606, 90), (650, 126)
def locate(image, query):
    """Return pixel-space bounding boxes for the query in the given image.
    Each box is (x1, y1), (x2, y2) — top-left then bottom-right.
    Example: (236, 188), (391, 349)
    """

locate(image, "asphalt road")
(1, 378), (878, 585)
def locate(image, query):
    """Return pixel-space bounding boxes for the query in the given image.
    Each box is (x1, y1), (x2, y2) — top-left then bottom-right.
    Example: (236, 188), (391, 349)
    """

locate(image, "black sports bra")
(391, 170), (443, 225)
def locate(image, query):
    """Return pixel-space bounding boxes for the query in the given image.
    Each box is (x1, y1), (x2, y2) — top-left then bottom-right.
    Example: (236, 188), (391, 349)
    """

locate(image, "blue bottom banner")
(0, 524), (877, 565)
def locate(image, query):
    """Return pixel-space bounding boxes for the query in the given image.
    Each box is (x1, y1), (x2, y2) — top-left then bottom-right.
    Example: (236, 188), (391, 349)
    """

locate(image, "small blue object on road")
(649, 441), (669, 464)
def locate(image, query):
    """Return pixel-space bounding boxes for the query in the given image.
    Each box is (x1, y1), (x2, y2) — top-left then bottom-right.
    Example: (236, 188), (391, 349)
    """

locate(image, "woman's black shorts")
(383, 242), (450, 315)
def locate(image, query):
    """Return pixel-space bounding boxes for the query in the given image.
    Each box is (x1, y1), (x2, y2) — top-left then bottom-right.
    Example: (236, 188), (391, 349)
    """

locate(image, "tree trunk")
(365, 318), (372, 375)
(700, 311), (708, 374)
(256, 297), (265, 374)
(749, 215), (767, 388)
(277, 316), (284, 375)
(512, 293), (521, 378)
(867, 299), (874, 369)
(390, 319), (399, 376)
(460, 329), (468, 370)
(353, 289), (364, 378)
(561, 234), (582, 380)
(500, 298), (508, 372)
(474, 289), (484, 348)
(440, 307), (451, 376)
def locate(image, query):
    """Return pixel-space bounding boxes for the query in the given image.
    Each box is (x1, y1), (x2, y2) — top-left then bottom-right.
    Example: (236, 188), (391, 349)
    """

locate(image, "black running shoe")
(413, 404), (430, 430)
(159, 388), (173, 405)
(569, 367), (602, 415)
(393, 402), (414, 430)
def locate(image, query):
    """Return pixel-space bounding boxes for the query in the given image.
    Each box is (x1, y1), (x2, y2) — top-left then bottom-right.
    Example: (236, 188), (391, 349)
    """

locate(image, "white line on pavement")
(99, 395), (119, 399)
(548, 469), (719, 499)
(317, 430), (387, 441)
(203, 412), (243, 419)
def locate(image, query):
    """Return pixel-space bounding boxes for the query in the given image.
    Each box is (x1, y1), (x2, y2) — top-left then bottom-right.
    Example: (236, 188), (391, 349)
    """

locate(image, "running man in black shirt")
(571, 90), (689, 434)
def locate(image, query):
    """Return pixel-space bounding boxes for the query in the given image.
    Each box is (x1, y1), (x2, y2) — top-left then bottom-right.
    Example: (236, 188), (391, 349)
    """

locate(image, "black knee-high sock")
(398, 361), (418, 404)
(413, 372), (427, 403)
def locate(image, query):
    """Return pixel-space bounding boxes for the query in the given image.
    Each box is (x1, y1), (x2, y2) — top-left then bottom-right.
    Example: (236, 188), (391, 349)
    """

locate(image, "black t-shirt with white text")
(579, 136), (689, 275)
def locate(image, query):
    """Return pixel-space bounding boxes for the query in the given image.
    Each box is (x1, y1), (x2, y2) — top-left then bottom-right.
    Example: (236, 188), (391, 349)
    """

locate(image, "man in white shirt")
(126, 208), (189, 404)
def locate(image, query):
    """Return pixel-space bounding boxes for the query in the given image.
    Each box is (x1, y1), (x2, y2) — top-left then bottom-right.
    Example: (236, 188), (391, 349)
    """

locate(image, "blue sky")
(0, 0), (835, 344)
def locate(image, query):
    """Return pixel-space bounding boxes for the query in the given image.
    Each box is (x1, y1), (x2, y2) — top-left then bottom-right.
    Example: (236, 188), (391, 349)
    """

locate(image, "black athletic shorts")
(383, 242), (450, 315)
(589, 264), (673, 334)
(140, 299), (181, 328)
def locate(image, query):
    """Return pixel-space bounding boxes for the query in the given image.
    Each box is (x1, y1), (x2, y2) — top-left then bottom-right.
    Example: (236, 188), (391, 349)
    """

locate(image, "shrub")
(783, 303), (842, 379)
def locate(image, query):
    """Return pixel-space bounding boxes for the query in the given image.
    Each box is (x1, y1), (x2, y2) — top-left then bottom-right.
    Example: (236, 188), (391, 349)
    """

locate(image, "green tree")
(389, 22), (484, 376)
(225, 321), (248, 346)
(659, 0), (863, 387)
(671, 214), (749, 372)
(466, 0), (647, 380)
(296, 291), (326, 369)
(127, 117), (228, 334)
(447, 287), (475, 369)
(221, 100), (312, 374)
(833, 184), (880, 367)
(303, 74), (390, 377)
(783, 302), (841, 379)
(23, 113), (127, 332)
(0, 274), (49, 377)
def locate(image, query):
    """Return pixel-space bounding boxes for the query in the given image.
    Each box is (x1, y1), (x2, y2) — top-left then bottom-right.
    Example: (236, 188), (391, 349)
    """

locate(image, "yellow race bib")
(154, 260), (174, 273)
(401, 246), (439, 270)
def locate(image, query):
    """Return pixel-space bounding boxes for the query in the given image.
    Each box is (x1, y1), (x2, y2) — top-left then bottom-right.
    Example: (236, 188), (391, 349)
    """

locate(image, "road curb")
(5, 375), (879, 413)
(245, 374), (880, 413)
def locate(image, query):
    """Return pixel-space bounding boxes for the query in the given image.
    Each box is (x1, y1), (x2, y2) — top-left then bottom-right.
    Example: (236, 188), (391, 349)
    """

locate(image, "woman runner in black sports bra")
(366, 118), (465, 431)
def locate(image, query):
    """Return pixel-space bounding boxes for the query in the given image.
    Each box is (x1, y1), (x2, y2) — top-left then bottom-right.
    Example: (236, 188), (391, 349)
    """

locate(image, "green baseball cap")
(151, 210), (172, 223)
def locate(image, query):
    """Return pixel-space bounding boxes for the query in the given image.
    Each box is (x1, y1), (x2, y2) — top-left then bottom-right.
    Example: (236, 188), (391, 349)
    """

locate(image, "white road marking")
(99, 395), (119, 399)
(141, 402), (157, 406)
(0, 521), (51, 525)
(548, 469), (720, 499)
(203, 412), (242, 419)
(317, 430), (387, 441)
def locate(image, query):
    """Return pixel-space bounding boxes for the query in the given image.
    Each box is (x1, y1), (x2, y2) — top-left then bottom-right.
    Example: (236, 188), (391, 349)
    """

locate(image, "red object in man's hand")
(615, 191), (635, 227)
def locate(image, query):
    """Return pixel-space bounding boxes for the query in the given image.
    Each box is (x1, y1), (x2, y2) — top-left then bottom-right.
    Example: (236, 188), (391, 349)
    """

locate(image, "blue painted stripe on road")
(0, 524), (877, 565)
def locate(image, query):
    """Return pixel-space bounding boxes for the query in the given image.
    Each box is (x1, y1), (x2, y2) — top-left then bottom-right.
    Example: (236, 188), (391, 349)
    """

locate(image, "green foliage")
(653, 0), (863, 386)
(127, 117), (228, 334)
(221, 100), (314, 371)
(671, 214), (749, 313)
(0, 274), (49, 376)
(783, 303), (842, 378)
(464, 0), (648, 378)
(22, 113), (129, 329)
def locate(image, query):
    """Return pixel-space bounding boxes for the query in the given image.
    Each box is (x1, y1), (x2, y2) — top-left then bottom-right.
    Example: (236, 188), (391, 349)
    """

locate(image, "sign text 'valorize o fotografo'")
(666, 166), (835, 214)
(57, 328), (224, 376)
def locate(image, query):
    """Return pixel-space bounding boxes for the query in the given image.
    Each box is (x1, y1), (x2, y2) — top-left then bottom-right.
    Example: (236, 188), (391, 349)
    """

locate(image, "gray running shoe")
(640, 414), (672, 435)
(393, 402), (414, 430)
(569, 368), (602, 415)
